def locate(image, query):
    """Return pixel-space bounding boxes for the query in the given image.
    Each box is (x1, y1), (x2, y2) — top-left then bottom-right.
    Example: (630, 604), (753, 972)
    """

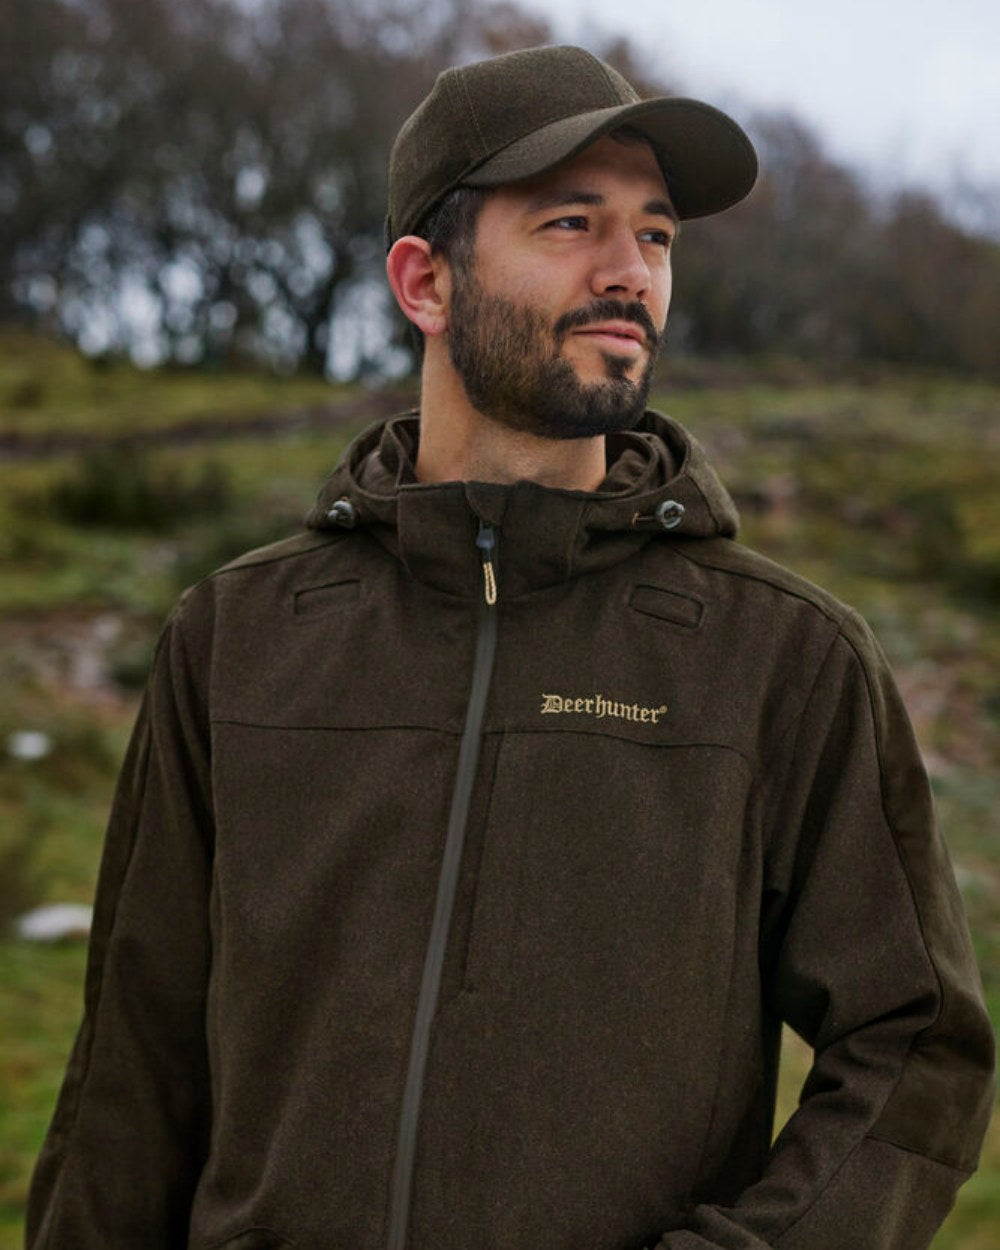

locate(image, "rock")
(15, 903), (93, 942)
(6, 730), (53, 761)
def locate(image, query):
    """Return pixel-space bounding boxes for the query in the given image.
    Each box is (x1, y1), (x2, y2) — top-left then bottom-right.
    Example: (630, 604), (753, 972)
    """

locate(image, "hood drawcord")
(476, 522), (498, 606)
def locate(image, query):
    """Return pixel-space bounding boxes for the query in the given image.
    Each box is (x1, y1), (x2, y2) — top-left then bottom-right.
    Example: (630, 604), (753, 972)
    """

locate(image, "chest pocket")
(292, 578), (360, 617)
(629, 583), (704, 629)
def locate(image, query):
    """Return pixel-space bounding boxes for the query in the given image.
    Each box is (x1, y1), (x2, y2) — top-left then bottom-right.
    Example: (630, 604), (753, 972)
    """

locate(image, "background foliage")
(3, 0), (1000, 375)
(0, 338), (998, 1246)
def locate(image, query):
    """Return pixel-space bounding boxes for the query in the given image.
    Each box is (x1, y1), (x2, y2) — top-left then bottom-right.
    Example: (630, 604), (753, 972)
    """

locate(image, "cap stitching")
(589, 50), (632, 103)
(455, 69), (488, 159)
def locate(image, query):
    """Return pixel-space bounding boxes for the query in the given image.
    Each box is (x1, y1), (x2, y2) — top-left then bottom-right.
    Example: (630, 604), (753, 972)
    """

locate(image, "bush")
(48, 446), (233, 531)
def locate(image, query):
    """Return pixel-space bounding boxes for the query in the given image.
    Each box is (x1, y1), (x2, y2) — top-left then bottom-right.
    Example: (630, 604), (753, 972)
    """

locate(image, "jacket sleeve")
(26, 597), (214, 1248)
(654, 610), (995, 1250)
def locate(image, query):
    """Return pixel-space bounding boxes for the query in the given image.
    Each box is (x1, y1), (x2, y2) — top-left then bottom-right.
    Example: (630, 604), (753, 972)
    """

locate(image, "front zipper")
(386, 520), (500, 1250)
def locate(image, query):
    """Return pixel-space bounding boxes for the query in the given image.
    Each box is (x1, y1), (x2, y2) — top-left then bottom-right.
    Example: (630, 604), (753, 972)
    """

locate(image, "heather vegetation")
(0, 337), (998, 1247)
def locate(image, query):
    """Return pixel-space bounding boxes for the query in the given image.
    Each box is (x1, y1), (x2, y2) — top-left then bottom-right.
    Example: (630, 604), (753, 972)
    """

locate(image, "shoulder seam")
(670, 542), (852, 628)
(179, 534), (350, 604)
(214, 533), (347, 575)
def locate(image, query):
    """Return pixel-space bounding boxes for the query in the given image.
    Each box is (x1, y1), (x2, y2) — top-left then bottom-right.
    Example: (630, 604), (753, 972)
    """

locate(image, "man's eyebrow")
(644, 197), (679, 226)
(526, 189), (605, 213)
(526, 189), (679, 226)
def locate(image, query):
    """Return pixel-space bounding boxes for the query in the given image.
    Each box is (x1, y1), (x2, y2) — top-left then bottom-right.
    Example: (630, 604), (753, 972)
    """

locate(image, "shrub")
(48, 446), (233, 531)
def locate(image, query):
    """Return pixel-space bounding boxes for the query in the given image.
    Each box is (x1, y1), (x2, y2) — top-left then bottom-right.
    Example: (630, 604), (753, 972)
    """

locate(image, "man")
(28, 44), (993, 1250)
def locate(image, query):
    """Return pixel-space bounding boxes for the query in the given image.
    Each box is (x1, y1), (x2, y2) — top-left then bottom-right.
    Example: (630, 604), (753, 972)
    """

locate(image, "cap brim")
(461, 96), (757, 220)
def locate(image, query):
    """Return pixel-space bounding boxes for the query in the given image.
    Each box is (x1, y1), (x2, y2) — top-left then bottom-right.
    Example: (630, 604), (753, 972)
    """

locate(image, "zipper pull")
(475, 522), (498, 606)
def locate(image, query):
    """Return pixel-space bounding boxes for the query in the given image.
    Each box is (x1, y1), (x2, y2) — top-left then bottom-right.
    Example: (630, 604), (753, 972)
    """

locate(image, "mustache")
(553, 299), (660, 351)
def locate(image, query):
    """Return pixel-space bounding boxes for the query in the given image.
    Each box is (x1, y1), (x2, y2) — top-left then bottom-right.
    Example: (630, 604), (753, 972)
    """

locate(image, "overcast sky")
(528, 0), (1000, 204)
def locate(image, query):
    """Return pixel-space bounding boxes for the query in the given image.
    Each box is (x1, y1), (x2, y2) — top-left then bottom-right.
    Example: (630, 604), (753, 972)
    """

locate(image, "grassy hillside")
(0, 329), (352, 439)
(1, 336), (998, 1247)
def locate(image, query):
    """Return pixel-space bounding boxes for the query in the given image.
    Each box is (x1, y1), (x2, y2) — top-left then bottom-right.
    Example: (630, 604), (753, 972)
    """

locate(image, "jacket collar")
(306, 411), (738, 600)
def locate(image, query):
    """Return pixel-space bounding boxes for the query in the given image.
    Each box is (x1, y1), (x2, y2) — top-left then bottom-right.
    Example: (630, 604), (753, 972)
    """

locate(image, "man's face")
(444, 134), (676, 439)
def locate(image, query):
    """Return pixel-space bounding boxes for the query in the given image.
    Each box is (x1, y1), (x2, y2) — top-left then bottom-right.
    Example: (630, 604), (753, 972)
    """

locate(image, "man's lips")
(571, 321), (648, 350)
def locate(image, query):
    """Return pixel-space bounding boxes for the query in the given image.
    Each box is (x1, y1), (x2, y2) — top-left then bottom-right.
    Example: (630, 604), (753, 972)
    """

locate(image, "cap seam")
(592, 52), (631, 103)
(454, 69), (488, 160)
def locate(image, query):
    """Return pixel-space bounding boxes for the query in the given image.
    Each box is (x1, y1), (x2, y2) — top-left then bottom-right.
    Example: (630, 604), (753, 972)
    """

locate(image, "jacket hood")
(306, 409), (738, 599)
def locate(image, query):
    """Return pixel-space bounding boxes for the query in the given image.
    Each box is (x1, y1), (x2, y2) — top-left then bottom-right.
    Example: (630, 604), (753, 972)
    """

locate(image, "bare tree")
(2, 0), (501, 370)
(2, 0), (998, 375)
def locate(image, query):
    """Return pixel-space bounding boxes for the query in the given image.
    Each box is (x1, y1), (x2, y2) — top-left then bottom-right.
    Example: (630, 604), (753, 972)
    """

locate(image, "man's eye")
(546, 216), (588, 231)
(640, 229), (674, 248)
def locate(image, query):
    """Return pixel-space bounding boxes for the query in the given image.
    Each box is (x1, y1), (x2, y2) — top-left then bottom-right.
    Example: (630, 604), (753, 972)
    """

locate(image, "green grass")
(2, 336), (999, 1246)
(0, 329), (352, 437)
(0, 431), (362, 616)
(0, 943), (88, 1246)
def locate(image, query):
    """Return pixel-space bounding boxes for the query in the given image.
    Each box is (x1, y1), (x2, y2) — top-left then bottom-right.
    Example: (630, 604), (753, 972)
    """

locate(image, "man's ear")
(386, 236), (450, 338)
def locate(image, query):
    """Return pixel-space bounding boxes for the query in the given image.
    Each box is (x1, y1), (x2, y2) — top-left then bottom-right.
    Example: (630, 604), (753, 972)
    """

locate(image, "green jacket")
(28, 412), (994, 1250)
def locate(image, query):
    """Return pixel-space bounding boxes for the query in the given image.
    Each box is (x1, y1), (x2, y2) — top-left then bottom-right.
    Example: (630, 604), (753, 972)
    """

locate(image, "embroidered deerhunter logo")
(540, 693), (668, 724)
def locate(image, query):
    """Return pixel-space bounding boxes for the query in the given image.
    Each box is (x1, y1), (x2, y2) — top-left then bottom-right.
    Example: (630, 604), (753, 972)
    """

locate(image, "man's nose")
(590, 229), (651, 301)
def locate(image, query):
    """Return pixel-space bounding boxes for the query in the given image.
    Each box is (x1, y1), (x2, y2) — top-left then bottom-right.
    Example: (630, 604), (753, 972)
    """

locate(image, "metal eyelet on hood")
(655, 500), (686, 530)
(326, 498), (358, 528)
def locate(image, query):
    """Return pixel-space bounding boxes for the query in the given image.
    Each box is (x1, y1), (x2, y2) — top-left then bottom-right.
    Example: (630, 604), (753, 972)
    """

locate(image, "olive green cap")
(386, 44), (758, 245)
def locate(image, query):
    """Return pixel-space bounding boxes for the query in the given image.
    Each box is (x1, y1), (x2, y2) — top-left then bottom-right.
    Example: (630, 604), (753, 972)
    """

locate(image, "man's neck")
(414, 354), (608, 491)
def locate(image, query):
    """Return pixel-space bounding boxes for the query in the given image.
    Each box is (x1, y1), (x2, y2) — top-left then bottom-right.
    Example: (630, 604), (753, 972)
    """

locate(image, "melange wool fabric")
(27, 411), (995, 1250)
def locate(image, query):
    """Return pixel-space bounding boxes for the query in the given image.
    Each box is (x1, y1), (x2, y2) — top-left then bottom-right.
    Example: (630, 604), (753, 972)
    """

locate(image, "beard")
(446, 268), (663, 440)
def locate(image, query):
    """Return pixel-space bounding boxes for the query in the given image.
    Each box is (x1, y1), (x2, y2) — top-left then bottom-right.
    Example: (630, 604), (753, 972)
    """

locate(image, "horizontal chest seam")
(484, 727), (755, 773)
(211, 718), (460, 735)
